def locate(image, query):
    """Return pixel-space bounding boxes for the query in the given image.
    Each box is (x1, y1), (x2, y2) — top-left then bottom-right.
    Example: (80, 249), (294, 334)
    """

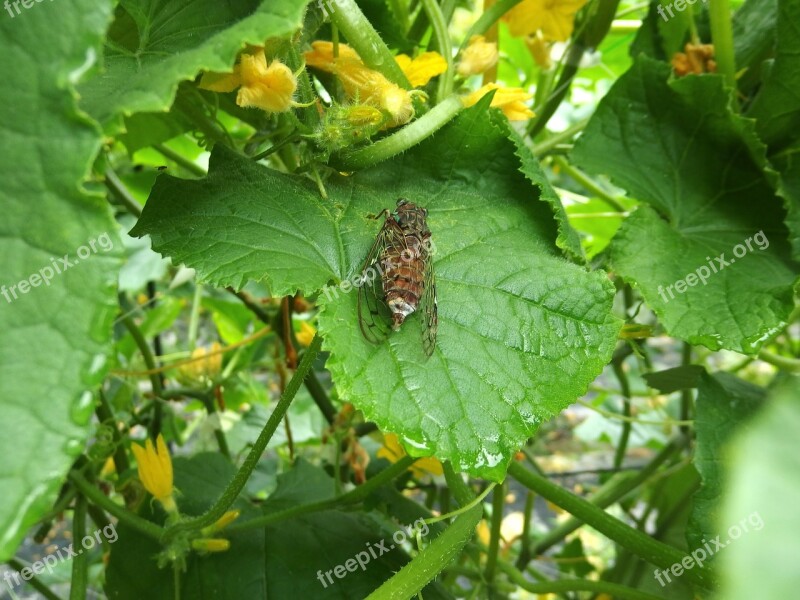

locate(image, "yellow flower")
(237, 52), (297, 112)
(378, 433), (443, 477)
(296, 321), (317, 347)
(503, 0), (588, 42)
(394, 52), (448, 87)
(305, 42), (446, 127)
(198, 68), (241, 92)
(131, 434), (177, 513)
(475, 520), (491, 546)
(456, 35), (499, 77)
(306, 41), (414, 126)
(178, 342), (222, 384)
(199, 49), (298, 113)
(461, 83), (535, 121)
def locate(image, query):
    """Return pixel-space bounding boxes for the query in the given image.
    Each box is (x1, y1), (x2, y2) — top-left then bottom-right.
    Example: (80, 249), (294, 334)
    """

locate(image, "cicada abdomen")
(357, 198), (437, 356)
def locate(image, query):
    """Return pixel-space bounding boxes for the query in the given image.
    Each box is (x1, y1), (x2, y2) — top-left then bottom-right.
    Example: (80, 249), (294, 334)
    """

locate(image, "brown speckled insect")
(357, 199), (437, 356)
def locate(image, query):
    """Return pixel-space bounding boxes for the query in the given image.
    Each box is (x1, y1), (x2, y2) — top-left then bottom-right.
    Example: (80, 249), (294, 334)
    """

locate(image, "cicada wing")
(420, 246), (438, 357)
(357, 215), (400, 346)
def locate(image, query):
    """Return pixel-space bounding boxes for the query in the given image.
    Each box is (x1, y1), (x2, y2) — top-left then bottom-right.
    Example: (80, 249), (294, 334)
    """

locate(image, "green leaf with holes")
(0, 0), (122, 561)
(132, 102), (622, 480)
(78, 0), (310, 126)
(573, 57), (799, 354)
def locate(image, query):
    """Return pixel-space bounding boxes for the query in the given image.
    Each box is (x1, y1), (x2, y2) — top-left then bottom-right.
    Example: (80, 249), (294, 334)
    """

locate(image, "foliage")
(1, 0), (798, 597)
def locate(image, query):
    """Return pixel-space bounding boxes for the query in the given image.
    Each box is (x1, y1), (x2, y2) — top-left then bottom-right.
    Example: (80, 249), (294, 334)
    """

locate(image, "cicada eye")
(422, 208), (428, 216)
(396, 198), (409, 207)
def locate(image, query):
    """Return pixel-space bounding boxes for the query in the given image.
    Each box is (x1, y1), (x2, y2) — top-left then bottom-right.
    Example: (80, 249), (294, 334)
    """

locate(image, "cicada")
(357, 198), (437, 356)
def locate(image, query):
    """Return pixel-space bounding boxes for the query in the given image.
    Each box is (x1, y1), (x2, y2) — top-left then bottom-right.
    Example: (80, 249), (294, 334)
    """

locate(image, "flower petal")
(457, 36), (499, 77)
(237, 53), (297, 113)
(396, 52), (447, 87)
(198, 69), (241, 92)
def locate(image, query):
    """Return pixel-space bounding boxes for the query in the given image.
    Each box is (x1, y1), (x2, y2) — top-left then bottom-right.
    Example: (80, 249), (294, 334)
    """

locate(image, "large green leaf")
(746, 0), (800, 150)
(78, 0), (310, 125)
(688, 372), (764, 554)
(132, 104), (622, 479)
(732, 0), (777, 92)
(0, 1), (122, 560)
(753, 0), (800, 261)
(573, 57), (799, 353)
(719, 379), (799, 600)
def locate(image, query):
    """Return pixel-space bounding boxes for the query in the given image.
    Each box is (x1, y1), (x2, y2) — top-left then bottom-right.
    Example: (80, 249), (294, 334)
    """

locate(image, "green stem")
(366, 504), (482, 599)
(459, 0), (523, 52)
(758, 350), (800, 372)
(552, 155), (626, 211)
(163, 334), (322, 541)
(7, 559), (61, 600)
(105, 166), (143, 217)
(498, 562), (668, 600)
(121, 314), (163, 399)
(515, 490), (535, 568)
(227, 455), (414, 532)
(199, 391), (231, 460)
(680, 343), (693, 436)
(611, 350), (633, 470)
(532, 436), (685, 554)
(335, 94), (462, 169)
(304, 368), (337, 423)
(329, 0), (410, 88)
(187, 284), (203, 350)
(153, 144), (207, 177)
(69, 471), (164, 541)
(420, 0), (454, 101)
(484, 481), (505, 586)
(708, 0), (736, 91)
(509, 461), (715, 588)
(531, 118), (589, 156)
(69, 495), (88, 600)
(443, 462), (474, 507)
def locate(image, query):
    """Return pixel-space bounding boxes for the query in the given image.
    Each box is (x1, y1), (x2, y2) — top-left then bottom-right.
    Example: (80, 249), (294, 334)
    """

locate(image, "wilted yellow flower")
(131, 434), (177, 513)
(671, 43), (717, 76)
(296, 321), (317, 347)
(461, 83), (535, 120)
(457, 35), (499, 77)
(199, 49), (298, 113)
(378, 433), (443, 477)
(504, 0), (588, 42)
(394, 52), (448, 86)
